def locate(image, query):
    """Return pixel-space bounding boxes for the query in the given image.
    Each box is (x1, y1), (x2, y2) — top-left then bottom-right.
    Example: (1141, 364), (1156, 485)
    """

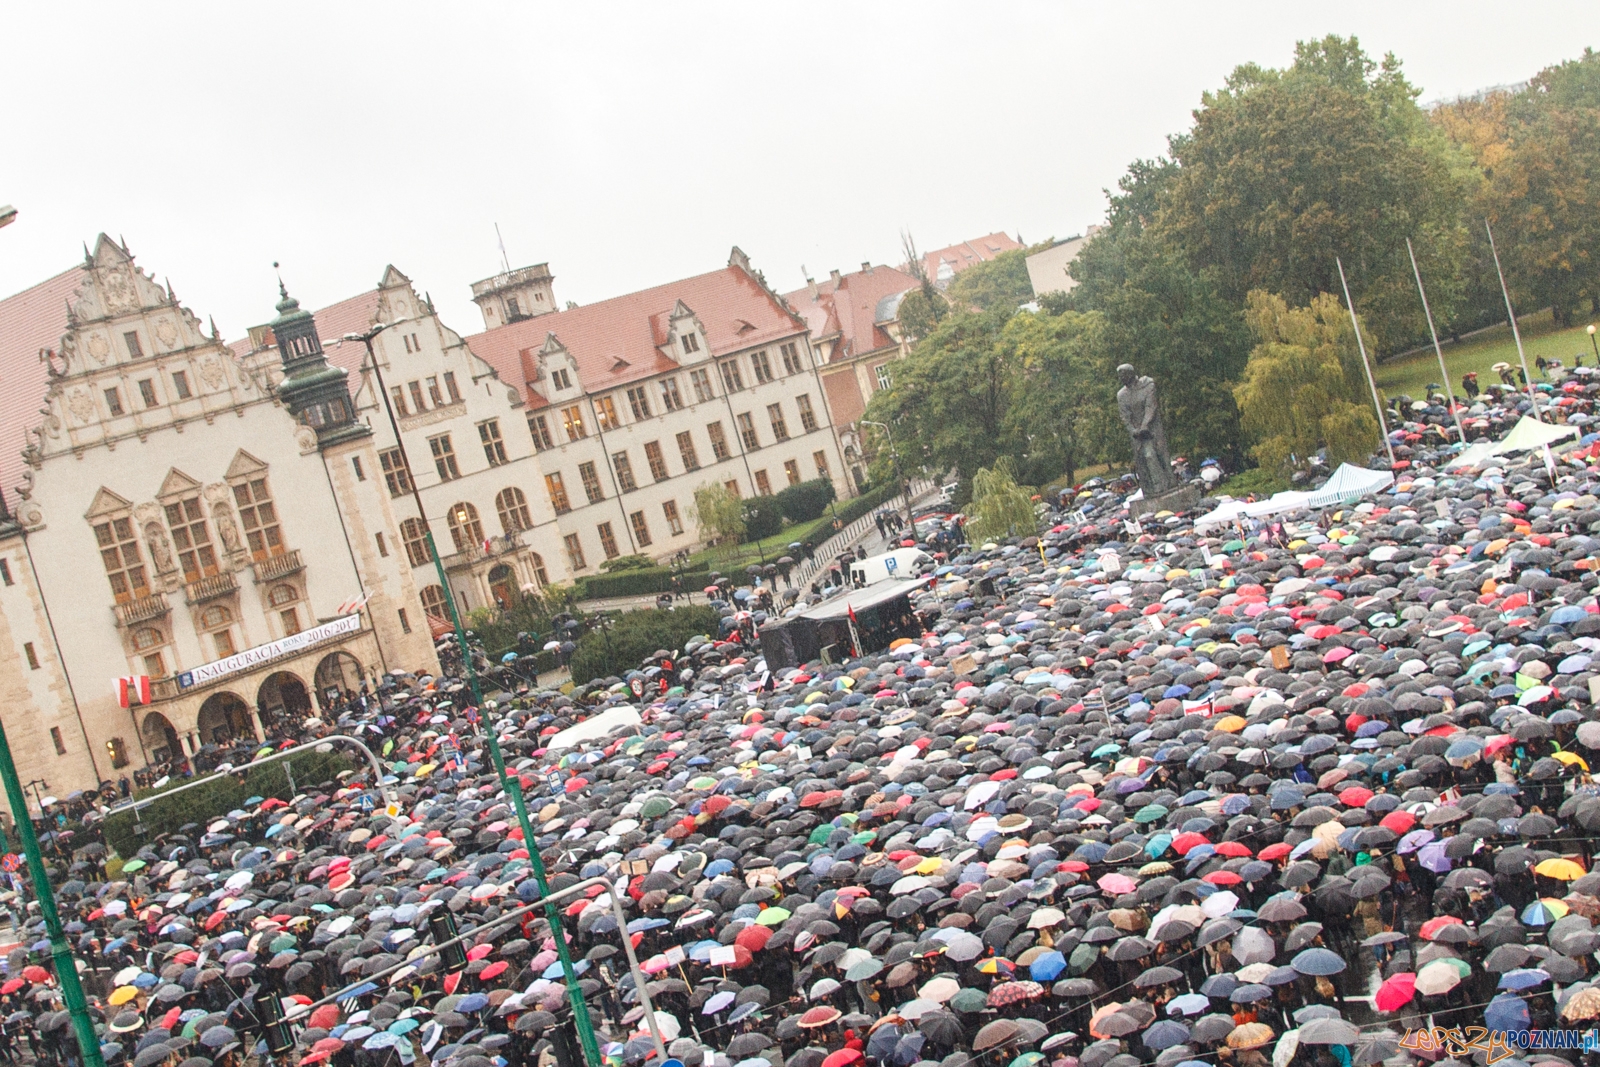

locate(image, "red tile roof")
(918, 232), (1022, 286)
(0, 267), (82, 510)
(465, 265), (806, 407)
(782, 265), (917, 363)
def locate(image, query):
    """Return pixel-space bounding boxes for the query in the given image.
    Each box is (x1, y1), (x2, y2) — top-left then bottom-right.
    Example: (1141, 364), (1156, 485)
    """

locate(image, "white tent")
(1446, 415), (1577, 469)
(1304, 463), (1395, 507)
(1194, 489), (1313, 530)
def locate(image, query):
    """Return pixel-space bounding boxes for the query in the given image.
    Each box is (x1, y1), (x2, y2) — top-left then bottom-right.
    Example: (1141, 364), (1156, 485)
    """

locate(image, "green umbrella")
(755, 907), (791, 927)
(1010, 1054), (1045, 1067)
(1134, 804), (1169, 825)
(640, 796), (674, 819)
(950, 988), (988, 1014)
(121, 859), (146, 873)
(845, 959), (883, 982)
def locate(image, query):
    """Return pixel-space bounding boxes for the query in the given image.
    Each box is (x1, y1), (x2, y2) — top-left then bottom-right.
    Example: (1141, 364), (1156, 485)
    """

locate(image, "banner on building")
(178, 614), (361, 690)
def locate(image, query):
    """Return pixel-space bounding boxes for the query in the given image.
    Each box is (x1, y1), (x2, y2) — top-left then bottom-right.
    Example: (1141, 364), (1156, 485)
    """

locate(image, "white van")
(850, 548), (932, 588)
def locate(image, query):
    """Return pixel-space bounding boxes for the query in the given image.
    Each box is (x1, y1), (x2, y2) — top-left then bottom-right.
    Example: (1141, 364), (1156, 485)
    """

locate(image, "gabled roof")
(918, 232), (1023, 287)
(465, 264), (805, 406)
(0, 267), (83, 509)
(782, 264), (918, 363)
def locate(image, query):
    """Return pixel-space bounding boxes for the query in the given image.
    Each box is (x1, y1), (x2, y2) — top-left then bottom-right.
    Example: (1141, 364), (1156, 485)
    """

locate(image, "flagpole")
(1335, 257), (1397, 467)
(1405, 238), (1467, 444)
(1485, 220), (1544, 422)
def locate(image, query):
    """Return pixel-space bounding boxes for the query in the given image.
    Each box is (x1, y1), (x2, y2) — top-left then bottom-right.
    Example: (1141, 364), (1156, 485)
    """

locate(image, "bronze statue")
(1116, 364), (1177, 498)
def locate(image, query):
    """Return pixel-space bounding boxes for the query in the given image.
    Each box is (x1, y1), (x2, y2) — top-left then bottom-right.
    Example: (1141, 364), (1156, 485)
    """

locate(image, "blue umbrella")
(1522, 901), (1563, 926)
(1291, 948), (1347, 976)
(1485, 994), (1530, 1031)
(1029, 951), (1066, 982)
(1498, 968), (1550, 991)
(1167, 994), (1210, 1017)
(1142, 1021), (1191, 1050)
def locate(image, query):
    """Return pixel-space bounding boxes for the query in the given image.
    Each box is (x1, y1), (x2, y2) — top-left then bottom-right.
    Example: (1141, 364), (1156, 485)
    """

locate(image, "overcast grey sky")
(2, 3), (1593, 338)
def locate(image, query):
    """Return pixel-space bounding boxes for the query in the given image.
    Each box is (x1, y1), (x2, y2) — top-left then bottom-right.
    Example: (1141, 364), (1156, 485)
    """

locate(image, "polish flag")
(335, 593), (371, 615)
(115, 676), (152, 709)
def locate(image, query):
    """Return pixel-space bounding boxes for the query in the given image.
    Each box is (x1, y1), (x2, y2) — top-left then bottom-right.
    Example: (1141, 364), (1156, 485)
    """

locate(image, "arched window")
(268, 583), (302, 636)
(400, 518), (431, 567)
(447, 502), (483, 554)
(131, 627), (164, 651)
(200, 605), (232, 629)
(267, 584), (299, 607)
(200, 604), (235, 658)
(131, 626), (167, 679)
(420, 584), (448, 620)
(529, 552), (549, 588)
(496, 487), (532, 535)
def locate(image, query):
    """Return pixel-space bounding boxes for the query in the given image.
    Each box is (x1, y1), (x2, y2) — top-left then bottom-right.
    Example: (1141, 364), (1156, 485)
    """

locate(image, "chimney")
(807, 276), (818, 301)
(829, 269), (841, 286)
(861, 261), (872, 275)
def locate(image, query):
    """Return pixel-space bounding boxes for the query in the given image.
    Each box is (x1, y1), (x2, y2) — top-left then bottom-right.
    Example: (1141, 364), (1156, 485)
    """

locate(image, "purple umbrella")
(1416, 840), (1452, 873)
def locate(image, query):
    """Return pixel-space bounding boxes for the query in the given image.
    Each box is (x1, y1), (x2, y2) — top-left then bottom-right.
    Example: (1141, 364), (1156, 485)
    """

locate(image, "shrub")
(741, 497), (785, 542)
(567, 606), (720, 685)
(574, 562), (709, 601)
(102, 749), (354, 858)
(773, 479), (836, 524)
(599, 555), (655, 573)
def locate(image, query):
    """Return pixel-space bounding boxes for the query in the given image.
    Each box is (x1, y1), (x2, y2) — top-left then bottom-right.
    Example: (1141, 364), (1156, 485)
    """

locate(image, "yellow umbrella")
(109, 986), (138, 1006)
(1554, 751), (1590, 771)
(1215, 715), (1247, 734)
(1535, 858), (1587, 881)
(1228, 1023), (1276, 1049)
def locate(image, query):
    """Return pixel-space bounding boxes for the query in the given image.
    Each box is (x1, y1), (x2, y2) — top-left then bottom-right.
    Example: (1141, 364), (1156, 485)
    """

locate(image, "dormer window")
(551, 367), (572, 391)
(681, 332), (700, 355)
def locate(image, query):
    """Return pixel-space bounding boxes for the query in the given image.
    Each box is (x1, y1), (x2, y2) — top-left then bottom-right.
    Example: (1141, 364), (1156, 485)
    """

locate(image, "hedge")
(567, 606), (720, 685)
(834, 481), (899, 527)
(575, 561), (710, 600)
(774, 479), (836, 524)
(102, 749), (354, 858)
(741, 497), (784, 542)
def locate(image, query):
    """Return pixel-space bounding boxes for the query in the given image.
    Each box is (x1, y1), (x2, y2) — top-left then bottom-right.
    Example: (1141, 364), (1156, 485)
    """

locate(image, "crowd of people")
(9, 361), (1600, 1067)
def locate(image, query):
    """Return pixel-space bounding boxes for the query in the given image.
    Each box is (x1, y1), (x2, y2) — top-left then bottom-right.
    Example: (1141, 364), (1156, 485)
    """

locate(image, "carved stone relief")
(205, 484), (244, 559)
(154, 318), (179, 349)
(101, 268), (137, 312)
(88, 334), (111, 365)
(67, 387), (94, 424)
(198, 356), (225, 390)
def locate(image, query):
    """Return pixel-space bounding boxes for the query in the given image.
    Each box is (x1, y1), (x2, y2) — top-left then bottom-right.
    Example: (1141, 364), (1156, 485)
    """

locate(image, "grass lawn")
(687, 513), (833, 570)
(1375, 308), (1600, 399)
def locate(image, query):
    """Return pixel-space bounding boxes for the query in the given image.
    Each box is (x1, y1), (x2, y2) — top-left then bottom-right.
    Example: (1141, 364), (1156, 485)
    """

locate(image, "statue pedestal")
(1129, 484), (1202, 518)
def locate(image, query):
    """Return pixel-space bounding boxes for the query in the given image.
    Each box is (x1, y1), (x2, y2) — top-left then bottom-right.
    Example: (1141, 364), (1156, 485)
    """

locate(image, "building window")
(579, 460), (606, 503)
(172, 370), (192, 399)
(545, 472), (571, 514)
(389, 385), (409, 416)
(352, 456), (366, 481)
(50, 727), (65, 754)
(447, 502), (484, 554)
(496, 487), (532, 534)
(626, 386), (652, 421)
(676, 431), (700, 471)
(814, 450), (830, 478)
(507, 296), (521, 318)
(380, 448), (413, 497)
(719, 359), (745, 393)
(564, 533), (587, 570)
(95, 517), (149, 603)
(269, 584), (301, 636)
(398, 608), (412, 634)
(707, 421), (730, 461)
(644, 441), (668, 481)
(528, 413), (554, 451)
(401, 518), (431, 567)
(0, 559), (10, 586)
(478, 420), (508, 466)
(23, 643), (39, 671)
(137, 379), (158, 408)
(689, 368), (714, 402)
(444, 371), (462, 402)
(725, 479), (741, 499)
(781, 342), (803, 375)
(660, 377), (684, 411)
(595, 395), (621, 431)
(561, 405), (586, 441)
(530, 552), (550, 587)
(105, 388), (124, 416)
(165, 497), (218, 582)
(420, 584), (448, 619)
(611, 453), (637, 493)
(232, 477), (284, 561)
(751, 350), (774, 383)
(597, 522), (620, 560)
(132, 626), (164, 654)
(629, 510), (652, 547)
(408, 381), (427, 411)
(663, 500), (684, 536)
(754, 470), (772, 496)
(403, 333), (416, 353)
(875, 364), (892, 391)
(767, 403), (789, 441)
(201, 604), (235, 658)
(550, 367), (573, 391)
(376, 531), (388, 557)
(429, 434), (461, 481)
(124, 331), (143, 359)
(681, 332), (700, 355)
(797, 394), (818, 432)
(784, 459), (801, 486)
(427, 376), (444, 407)
(737, 412), (760, 450)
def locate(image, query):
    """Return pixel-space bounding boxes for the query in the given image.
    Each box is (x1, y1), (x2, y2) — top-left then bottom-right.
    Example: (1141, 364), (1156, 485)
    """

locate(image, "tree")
(897, 230), (949, 341)
(1233, 290), (1382, 472)
(998, 308), (1119, 486)
(690, 483), (744, 546)
(966, 460), (1037, 543)
(946, 247), (1041, 312)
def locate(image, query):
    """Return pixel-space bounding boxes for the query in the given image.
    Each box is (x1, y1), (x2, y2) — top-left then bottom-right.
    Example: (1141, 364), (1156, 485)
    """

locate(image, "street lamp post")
(348, 324), (609, 1066)
(1589, 324), (1599, 366)
(860, 420), (914, 535)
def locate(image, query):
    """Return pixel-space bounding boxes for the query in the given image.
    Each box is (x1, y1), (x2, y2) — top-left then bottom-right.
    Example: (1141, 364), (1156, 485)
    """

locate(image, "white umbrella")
(1273, 1029), (1300, 1067)
(1231, 926), (1276, 966)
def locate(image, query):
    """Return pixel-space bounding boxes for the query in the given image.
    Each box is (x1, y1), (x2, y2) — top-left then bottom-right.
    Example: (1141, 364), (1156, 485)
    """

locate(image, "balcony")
(113, 593), (170, 627)
(150, 676), (181, 702)
(441, 530), (523, 570)
(184, 571), (238, 605)
(252, 549), (304, 584)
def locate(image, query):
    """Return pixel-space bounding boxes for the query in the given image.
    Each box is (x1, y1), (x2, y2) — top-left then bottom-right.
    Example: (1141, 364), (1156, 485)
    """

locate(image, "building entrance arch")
(141, 712), (181, 764)
(314, 651), (364, 709)
(258, 671), (312, 730)
(196, 692), (256, 746)
(488, 563), (516, 609)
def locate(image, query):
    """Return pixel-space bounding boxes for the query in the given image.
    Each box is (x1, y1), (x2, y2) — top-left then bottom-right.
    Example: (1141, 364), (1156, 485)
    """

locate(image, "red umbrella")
(1420, 916), (1465, 941)
(736, 925), (773, 953)
(1213, 842), (1252, 858)
(1375, 972), (1417, 1012)
(1257, 843), (1292, 862)
(1380, 811), (1416, 835)
(823, 1051), (863, 1067)
(1202, 871), (1242, 886)
(1171, 832), (1209, 856)
(0, 979), (22, 994)
(309, 1004), (341, 1029)
(21, 966), (49, 984)
(799, 1006), (842, 1029)
(1337, 786), (1374, 807)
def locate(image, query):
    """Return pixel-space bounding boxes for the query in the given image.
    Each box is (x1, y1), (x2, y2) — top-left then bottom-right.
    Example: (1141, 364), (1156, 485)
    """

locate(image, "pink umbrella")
(1375, 972), (1417, 1012)
(1097, 873), (1138, 895)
